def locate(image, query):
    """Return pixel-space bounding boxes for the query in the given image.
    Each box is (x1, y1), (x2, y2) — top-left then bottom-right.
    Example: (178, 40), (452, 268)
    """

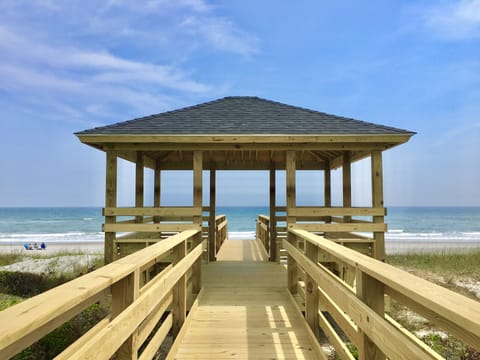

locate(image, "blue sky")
(0, 0), (479, 207)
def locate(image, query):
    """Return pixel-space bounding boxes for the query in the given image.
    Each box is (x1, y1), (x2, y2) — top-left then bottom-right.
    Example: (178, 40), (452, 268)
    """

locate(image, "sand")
(0, 241), (103, 256)
(0, 241), (103, 275)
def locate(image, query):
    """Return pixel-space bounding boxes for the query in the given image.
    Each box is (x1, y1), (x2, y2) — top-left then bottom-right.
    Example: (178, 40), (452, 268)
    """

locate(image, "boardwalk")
(169, 239), (324, 359)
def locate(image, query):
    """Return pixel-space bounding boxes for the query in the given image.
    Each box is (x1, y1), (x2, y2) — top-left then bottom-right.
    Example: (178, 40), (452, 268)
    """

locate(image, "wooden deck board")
(169, 240), (324, 359)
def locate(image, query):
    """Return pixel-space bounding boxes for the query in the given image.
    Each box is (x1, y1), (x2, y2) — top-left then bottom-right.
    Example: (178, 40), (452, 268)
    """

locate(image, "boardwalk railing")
(215, 214), (228, 253)
(285, 228), (480, 360)
(0, 229), (203, 360)
(256, 214), (270, 254)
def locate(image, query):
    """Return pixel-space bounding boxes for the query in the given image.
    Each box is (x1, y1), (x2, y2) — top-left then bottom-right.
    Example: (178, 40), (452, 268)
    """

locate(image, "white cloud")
(422, 0), (480, 39)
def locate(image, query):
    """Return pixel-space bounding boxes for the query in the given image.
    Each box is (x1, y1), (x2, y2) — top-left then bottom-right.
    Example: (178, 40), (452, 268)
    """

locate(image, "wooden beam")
(209, 163), (216, 262)
(288, 223), (387, 232)
(288, 207), (386, 217)
(172, 240), (187, 337)
(154, 165), (161, 223)
(371, 151), (385, 261)
(105, 151), (117, 264)
(147, 160), (326, 171)
(111, 270), (140, 359)
(135, 152), (144, 224)
(286, 151), (297, 294)
(324, 162), (332, 224)
(356, 272), (385, 360)
(269, 166), (277, 262)
(193, 151), (203, 293)
(79, 134), (413, 145)
(343, 151), (352, 223)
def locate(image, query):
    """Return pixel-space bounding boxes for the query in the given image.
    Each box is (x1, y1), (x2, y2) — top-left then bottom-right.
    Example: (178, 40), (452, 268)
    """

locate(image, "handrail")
(286, 228), (480, 359)
(0, 229), (203, 359)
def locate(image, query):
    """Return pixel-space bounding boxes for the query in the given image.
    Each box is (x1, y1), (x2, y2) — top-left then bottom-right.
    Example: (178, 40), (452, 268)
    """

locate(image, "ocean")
(1, 207), (479, 254)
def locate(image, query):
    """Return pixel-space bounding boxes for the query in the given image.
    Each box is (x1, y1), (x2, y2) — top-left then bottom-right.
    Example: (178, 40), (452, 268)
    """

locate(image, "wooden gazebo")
(76, 96), (415, 263)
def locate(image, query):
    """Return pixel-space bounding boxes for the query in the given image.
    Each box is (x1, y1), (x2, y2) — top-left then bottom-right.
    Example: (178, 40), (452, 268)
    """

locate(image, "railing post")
(105, 151), (117, 264)
(356, 270), (385, 360)
(287, 233), (298, 294)
(172, 239), (187, 337)
(111, 269), (140, 359)
(305, 240), (319, 338)
(192, 232), (202, 295)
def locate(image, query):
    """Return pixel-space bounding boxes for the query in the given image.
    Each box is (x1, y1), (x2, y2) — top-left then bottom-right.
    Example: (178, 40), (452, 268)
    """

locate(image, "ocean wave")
(386, 231), (480, 243)
(228, 231), (256, 240)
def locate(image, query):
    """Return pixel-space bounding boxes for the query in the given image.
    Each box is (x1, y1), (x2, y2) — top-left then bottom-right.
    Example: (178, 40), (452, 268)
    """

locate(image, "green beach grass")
(386, 250), (480, 279)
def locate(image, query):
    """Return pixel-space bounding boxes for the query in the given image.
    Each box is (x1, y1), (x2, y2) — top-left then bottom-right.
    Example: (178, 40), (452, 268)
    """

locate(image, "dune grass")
(386, 250), (480, 279)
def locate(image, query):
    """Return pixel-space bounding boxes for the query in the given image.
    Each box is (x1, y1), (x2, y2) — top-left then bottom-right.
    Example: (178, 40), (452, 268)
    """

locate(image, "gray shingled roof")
(76, 96), (414, 136)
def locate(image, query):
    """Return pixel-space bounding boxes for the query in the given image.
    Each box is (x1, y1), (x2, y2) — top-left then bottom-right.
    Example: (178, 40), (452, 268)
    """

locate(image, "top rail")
(0, 229), (202, 359)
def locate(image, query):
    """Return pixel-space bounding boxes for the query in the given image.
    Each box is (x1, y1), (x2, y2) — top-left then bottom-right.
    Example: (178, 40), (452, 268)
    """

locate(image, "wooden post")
(208, 162), (216, 262)
(286, 151), (298, 294)
(343, 152), (352, 223)
(269, 166), (277, 262)
(356, 271), (385, 360)
(192, 151), (203, 293)
(371, 151), (385, 261)
(135, 152), (144, 224)
(172, 240), (187, 337)
(111, 270), (140, 359)
(153, 164), (161, 224)
(324, 161), (331, 224)
(105, 151), (117, 264)
(305, 241), (319, 338)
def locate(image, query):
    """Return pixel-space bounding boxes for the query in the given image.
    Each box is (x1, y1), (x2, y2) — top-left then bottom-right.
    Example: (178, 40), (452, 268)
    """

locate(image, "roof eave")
(76, 133), (414, 145)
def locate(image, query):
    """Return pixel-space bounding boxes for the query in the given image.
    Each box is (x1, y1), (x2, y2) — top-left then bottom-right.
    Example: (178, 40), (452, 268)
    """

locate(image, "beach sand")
(0, 241), (104, 274)
(0, 241), (103, 256)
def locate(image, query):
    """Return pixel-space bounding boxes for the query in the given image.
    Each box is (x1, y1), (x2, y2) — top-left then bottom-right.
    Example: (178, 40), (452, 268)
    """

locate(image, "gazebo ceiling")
(76, 96), (415, 170)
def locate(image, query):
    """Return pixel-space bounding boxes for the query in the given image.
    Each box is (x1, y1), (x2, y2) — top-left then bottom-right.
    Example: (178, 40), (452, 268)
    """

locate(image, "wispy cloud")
(0, 1), (258, 124)
(419, 0), (480, 40)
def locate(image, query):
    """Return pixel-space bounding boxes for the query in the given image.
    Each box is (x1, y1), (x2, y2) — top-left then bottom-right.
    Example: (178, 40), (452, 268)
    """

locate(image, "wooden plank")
(289, 223), (387, 232)
(317, 285), (360, 347)
(209, 163), (216, 261)
(288, 207), (386, 217)
(103, 207), (202, 217)
(138, 313), (172, 360)
(103, 223), (201, 233)
(318, 310), (356, 360)
(105, 151), (117, 264)
(371, 151), (385, 261)
(135, 294), (172, 348)
(57, 317), (111, 359)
